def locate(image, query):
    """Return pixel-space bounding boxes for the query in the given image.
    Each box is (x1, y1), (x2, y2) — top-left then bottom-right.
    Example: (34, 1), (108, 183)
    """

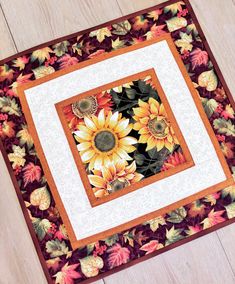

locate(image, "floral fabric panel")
(62, 75), (186, 199)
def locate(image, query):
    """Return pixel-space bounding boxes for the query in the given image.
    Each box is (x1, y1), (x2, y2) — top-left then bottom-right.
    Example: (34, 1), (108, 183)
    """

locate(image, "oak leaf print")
(8, 145), (26, 169)
(107, 243), (130, 268)
(191, 48), (208, 70)
(23, 162), (41, 186)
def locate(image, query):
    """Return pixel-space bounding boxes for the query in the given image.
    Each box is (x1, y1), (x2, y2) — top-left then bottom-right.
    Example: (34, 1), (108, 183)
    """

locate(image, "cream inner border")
(20, 36), (231, 243)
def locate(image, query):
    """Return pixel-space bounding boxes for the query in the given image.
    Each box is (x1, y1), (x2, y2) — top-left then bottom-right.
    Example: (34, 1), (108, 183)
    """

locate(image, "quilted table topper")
(0, 0), (235, 283)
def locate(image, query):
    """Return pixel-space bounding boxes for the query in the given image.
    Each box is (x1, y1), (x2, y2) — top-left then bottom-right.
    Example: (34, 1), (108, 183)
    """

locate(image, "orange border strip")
(17, 34), (234, 249)
(55, 68), (194, 207)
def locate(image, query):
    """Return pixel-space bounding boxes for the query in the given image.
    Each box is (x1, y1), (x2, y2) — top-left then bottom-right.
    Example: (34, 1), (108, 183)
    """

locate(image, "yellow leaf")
(33, 66), (55, 79)
(111, 38), (125, 50)
(31, 47), (53, 64)
(8, 145), (26, 169)
(175, 32), (193, 53)
(198, 70), (218, 91)
(30, 186), (51, 210)
(166, 17), (187, 32)
(89, 27), (111, 43)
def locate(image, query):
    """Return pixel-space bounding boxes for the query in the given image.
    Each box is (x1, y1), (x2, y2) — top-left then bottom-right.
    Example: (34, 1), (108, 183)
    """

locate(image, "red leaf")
(191, 48), (208, 70)
(23, 162), (41, 186)
(107, 243), (130, 269)
(140, 240), (163, 255)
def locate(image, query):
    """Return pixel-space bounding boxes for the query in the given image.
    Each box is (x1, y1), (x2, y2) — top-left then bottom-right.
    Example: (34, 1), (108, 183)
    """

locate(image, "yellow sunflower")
(133, 98), (179, 152)
(74, 109), (137, 170)
(88, 160), (144, 198)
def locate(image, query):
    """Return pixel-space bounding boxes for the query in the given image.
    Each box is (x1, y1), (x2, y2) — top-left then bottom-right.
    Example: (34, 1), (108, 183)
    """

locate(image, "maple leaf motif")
(132, 16), (149, 31)
(188, 200), (206, 218)
(175, 32), (193, 53)
(221, 142), (234, 159)
(11, 73), (33, 94)
(107, 243), (130, 269)
(0, 120), (15, 139)
(57, 54), (79, 70)
(147, 9), (162, 21)
(133, 229), (148, 246)
(185, 225), (202, 236)
(140, 240), (164, 255)
(203, 192), (221, 206)
(89, 27), (111, 43)
(145, 24), (166, 40)
(23, 162), (41, 186)
(221, 104), (234, 119)
(190, 48), (208, 70)
(46, 257), (60, 272)
(12, 56), (29, 70)
(0, 64), (14, 83)
(201, 209), (225, 229)
(54, 262), (81, 284)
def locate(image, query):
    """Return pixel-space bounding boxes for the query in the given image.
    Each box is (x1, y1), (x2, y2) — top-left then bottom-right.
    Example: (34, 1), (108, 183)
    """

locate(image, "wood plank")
(0, 0), (122, 52)
(117, 0), (166, 13)
(217, 223), (235, 274)
(104, 233), (235, 284)
(189, 0), (235, 102)
(0, 6), (16, 59)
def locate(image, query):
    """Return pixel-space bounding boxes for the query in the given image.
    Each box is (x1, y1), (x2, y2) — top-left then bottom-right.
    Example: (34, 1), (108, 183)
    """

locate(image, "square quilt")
(0, 1), (235, 283)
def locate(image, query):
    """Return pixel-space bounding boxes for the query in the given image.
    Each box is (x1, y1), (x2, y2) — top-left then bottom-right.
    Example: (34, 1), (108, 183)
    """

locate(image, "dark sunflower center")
(72, 96), (98, 118)
(109, 179), (128, 193)
(94, 130), (116, 152)
(148, 118), (168, 138)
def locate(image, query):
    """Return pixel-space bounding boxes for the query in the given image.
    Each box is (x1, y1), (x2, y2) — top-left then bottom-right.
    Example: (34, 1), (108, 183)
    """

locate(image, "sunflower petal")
(77, 142), (91, 151)
(88, 175), (106, 188)
(115, 119), (129, 133)
(74, 130), (91, 141)
(84, 116), (97, 131)
(119, 137), (137, 145)
(80, 149), (95, 162)
(109, 111), (119, 129)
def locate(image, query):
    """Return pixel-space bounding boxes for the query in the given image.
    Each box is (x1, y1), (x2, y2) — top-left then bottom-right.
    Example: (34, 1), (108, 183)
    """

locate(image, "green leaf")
(32, 218), (51, 241)
(222, 185), (235, 201)
(138, 80), (151, 94)
(144, 216), (166, 232)
(52, 41), (70, 57)
(165, 226), (184, 245)
(147, 147), (169, 160)
(225, 203), (235, 219)
(112, 20), (131, 35)
(0, 97), (21, 116)
(134, 153), (145, 166)
(125, 88), (136, 99)
(213, 118), (235, 136)
(86, 243), (96, 255)
(103, 234), (119, 246)
(46, 239), (69, 257)
(110, 89), (121, 105)
(201, 98), (218, 118)
(167, 207), (187, 223)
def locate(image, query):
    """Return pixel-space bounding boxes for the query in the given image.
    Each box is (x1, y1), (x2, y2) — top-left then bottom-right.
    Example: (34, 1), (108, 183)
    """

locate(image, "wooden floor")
(0, 0), (235, 283)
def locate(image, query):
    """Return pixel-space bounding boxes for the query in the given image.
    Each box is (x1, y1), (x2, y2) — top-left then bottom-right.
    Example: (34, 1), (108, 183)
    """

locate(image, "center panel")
(56, 69), (193, 206)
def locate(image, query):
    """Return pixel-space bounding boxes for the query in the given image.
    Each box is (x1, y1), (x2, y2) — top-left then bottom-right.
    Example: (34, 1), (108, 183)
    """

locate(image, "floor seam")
(0, 2), (19, 53)
(216, 231), (235, 278)
(115, 0), (124, 16)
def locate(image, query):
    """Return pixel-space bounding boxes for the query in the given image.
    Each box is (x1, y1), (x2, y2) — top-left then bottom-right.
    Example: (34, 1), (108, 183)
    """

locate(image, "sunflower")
(88, 160), (144, 198)
(133, 98), (179, 152)
(74, 109), (137, 170)
(63, 91), (113, 131)
(161, 151), (186, 171)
